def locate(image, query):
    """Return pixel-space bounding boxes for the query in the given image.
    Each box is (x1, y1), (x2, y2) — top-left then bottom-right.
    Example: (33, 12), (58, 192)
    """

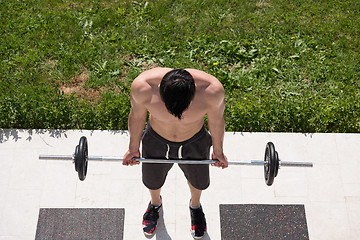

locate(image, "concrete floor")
(0, 129), (359, 239)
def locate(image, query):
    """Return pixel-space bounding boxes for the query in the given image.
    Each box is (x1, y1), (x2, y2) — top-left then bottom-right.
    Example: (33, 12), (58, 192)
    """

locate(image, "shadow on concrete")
(0, 129), (129, 143)
(155, 206), (172, 240)
(89, 129), (128, 136)
(0, 129), (68, 143)
(143, 206), (172, 240)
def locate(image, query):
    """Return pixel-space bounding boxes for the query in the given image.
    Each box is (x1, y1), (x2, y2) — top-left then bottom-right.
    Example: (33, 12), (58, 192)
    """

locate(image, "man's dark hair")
(160, 69), (196, 120)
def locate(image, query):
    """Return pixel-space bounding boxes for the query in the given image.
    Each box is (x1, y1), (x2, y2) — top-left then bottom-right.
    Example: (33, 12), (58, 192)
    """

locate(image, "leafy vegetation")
(1, 0), (359, 132)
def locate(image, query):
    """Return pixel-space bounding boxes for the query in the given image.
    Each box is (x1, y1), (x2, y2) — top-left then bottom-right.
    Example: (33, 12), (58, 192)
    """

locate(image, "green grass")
(1, 0), (359, 132)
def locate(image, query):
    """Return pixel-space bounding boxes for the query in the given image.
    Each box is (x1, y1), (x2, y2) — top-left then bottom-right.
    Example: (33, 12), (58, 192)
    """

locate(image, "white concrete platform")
(0, 129), (359, 239)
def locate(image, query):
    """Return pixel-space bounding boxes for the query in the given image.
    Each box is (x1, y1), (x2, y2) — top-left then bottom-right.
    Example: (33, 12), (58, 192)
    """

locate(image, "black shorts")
(141, 122), (212, 190)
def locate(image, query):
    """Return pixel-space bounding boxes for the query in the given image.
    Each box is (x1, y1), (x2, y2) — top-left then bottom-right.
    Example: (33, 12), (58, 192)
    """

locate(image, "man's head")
(160, 69), (196, 120)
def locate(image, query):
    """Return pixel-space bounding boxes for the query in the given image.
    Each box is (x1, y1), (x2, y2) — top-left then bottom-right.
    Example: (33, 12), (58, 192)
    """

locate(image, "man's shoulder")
(186, 69), (223, 88)
(136, 67), (172, 81)
(131, 68), (172, 102)
(130, 74), (153, 103)
(131, 76), (151, 92)
(203, 83), (224, 105)
(132, 68), (166, 88)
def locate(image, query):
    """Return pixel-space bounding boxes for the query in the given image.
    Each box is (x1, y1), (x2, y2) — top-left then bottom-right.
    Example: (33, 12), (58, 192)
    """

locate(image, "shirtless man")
(122, 68), (228, 239)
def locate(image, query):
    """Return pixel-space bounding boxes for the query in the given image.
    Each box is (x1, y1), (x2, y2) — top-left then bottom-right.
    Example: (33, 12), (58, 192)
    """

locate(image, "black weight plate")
(77, 136), (88, 181)
(264, 142), (276, 186)
(74, 145), (80, 172)
(274, 151), (279, 177)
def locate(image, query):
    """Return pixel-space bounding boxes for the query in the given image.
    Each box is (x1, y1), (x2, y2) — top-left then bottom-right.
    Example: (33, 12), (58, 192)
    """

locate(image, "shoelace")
(144, 206), (159, 221)
(191, 208), (205, 226)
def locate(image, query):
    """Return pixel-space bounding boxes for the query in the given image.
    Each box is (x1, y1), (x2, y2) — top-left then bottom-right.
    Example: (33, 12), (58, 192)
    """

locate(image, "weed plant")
(1, 0), (359, 132)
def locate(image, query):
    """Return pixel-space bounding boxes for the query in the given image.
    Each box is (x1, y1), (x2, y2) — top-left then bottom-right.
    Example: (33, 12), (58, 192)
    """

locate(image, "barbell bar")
(38, 155), (313, 167)
(39, 136), (313, 186)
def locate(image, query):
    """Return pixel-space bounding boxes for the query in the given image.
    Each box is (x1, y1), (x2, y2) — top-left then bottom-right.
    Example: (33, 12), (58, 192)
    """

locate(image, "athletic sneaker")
(190, 204), (207, 239)
(142, 201), (162, 236)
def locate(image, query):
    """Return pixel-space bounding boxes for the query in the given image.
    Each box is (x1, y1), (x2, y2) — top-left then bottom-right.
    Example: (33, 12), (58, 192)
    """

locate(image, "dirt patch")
(47, 59), (56, 68)
(59, 68), (102, 102)
(58, 56), (159, 102)
(256, 1), (271, 8)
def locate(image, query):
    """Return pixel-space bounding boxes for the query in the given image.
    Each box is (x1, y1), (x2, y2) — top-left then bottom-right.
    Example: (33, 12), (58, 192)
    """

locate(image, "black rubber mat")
(35, 208), (125, 240)
(220, 204), (309, 240)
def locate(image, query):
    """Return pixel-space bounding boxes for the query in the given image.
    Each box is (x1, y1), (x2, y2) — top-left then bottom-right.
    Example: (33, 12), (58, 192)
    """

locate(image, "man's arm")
(206, 83), (228, 169)
(186, 68), (228, 168)
(122, 78), (149, 166)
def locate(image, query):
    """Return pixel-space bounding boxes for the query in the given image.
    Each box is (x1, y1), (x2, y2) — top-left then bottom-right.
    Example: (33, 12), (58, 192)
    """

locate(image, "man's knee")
(142, 163), (173, 190)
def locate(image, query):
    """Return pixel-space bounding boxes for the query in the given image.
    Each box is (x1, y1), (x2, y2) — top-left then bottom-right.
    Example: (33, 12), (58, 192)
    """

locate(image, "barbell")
(39, 136), (313, 186)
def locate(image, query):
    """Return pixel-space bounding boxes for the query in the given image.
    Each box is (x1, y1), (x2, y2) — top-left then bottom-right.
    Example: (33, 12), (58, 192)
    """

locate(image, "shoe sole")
(143, 231), (156, 238)
(191, 230), (205, 239)
(143, 225), (157, 237)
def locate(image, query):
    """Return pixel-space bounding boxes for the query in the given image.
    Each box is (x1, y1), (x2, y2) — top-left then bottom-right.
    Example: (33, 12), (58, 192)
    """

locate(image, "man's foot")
(142, 201), (162, 236)
(190, 204), (207, 239)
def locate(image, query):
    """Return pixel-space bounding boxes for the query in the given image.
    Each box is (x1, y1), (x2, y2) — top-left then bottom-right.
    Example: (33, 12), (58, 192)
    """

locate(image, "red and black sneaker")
(142, 201), (162, 236)
(190, 204), (207, 239)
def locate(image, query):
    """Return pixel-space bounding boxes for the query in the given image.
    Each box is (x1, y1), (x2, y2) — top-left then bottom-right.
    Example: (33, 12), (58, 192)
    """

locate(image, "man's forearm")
(208, 117), (225, 155)
(128, 110), (147, 152)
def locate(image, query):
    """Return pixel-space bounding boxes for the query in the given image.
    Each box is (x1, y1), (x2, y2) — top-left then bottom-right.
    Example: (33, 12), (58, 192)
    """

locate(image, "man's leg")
(188, 181), (206, 239)
(143, 188), (162, 236)
(187, 181), (202, 207)
(150, 188), (162, 205)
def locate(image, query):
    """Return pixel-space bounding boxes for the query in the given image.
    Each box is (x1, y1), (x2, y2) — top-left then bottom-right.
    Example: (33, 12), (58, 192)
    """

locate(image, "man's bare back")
(132, 67), (223, 142)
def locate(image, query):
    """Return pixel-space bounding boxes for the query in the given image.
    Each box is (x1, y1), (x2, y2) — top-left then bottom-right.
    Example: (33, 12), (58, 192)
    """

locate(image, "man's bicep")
(207, 98), (225, 121)
(207, 86), (225, 118)
(129, 78), (150, 116)
(130, 92), (148, 118)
